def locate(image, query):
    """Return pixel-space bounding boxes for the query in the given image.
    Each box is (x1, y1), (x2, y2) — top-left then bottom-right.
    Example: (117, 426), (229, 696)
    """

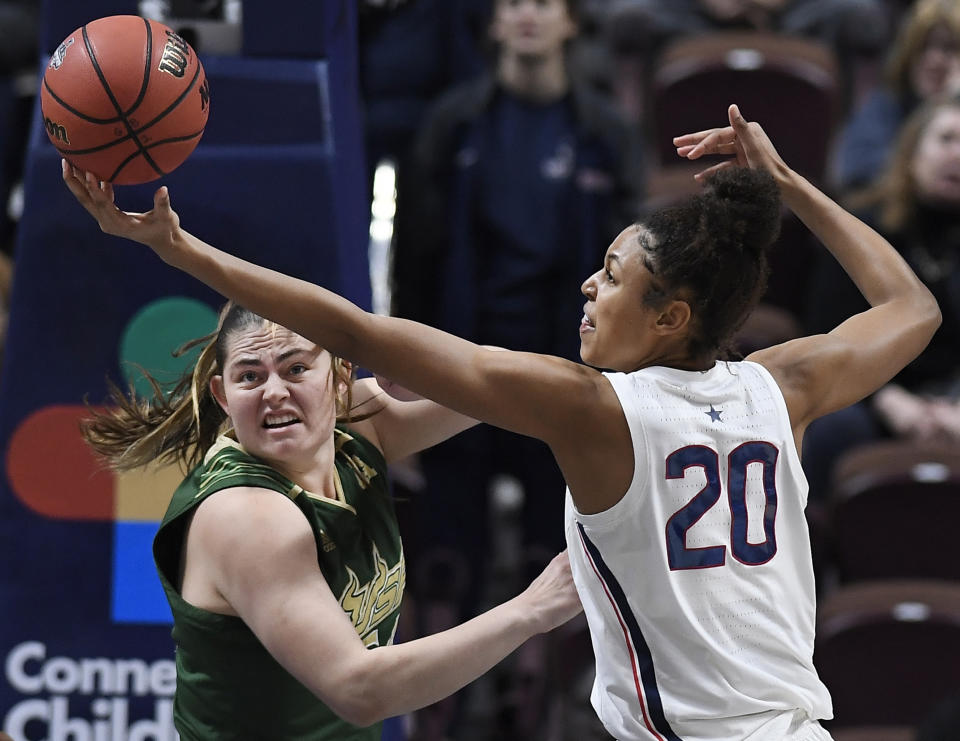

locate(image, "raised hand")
(60, 159), (181, 254)
(673, 104), (789, 183)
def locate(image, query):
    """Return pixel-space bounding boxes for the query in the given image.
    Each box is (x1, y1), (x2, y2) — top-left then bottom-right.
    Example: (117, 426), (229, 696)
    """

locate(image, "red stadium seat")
(647, 31), (843, 184)
(816, 580), (960, 728)
(828, 441), (960, 583)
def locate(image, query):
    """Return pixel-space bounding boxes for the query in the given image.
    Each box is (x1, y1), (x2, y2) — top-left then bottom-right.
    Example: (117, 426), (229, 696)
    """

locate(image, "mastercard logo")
(5, 297), (217, 623)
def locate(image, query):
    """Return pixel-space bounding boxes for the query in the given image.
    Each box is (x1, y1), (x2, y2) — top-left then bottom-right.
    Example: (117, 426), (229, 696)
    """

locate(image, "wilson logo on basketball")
(199, 78), (210, 111)
(158, 29), (190, 78)
(44, 118), (69, 145)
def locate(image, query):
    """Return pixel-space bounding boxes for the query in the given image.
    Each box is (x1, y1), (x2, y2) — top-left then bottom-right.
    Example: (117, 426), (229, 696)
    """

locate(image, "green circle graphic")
(119, 297), (218, 399)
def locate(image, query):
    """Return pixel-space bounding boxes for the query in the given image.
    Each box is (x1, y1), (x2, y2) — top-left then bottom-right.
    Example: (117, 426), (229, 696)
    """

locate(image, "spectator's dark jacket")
(391, 73), (645, 335)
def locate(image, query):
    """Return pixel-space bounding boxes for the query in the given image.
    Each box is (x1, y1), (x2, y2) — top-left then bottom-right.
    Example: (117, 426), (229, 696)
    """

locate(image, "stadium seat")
(648, 31), (843, 183)
(816, 580), (960, 729)
(828, 440), (960, 583)
(197, 56), (332, 148)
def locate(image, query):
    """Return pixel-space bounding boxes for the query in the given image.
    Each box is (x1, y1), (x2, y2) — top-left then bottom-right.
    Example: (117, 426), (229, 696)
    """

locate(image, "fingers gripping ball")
(41, 15), (210, 185)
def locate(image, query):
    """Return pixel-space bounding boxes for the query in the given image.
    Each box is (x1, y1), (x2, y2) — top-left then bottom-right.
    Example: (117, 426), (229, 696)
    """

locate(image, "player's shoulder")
(192, 484), (313, 565)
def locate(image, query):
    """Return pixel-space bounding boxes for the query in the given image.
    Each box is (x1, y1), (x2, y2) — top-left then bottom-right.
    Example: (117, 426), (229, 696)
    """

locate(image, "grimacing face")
(210, 323), (339, 476)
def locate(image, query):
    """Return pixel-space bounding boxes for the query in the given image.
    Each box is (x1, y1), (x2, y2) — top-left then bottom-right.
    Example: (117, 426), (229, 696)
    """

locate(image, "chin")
(579, 347), (606, 370)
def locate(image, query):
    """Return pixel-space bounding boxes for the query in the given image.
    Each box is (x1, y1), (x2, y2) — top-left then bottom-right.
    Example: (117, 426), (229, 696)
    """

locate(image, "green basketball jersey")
(153, 426), (404, 740)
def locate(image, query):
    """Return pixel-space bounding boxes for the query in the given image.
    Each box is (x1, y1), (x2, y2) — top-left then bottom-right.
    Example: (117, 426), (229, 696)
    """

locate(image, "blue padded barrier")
(242, 2), (332, 59)
(199, 55), (332, 147)
(0, 4), (374, 730)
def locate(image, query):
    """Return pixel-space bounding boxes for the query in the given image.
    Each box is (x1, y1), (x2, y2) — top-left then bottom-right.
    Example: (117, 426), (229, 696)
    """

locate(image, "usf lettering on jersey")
(341, 543), (406, 647)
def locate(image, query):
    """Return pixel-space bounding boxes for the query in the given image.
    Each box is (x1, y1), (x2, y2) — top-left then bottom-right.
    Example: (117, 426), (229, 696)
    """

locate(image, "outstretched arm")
(343, 376), (480, 463)
(674, 105), (941, 435)
(63, 163), (635, 513)
(61, 163), (608, 453)
(189, 489), (581, 725)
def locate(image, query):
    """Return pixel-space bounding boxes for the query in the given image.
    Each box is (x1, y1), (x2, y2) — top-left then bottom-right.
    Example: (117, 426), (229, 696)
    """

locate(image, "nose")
(262, 373), (289, 403)
(582, 271), (598, 300)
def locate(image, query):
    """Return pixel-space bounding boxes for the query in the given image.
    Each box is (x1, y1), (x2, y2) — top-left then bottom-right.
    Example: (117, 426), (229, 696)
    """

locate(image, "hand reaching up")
(60, 159), (181, 260)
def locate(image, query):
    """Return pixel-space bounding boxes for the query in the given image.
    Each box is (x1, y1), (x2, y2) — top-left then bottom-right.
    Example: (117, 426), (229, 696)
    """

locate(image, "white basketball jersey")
(564, 361), (832, 741)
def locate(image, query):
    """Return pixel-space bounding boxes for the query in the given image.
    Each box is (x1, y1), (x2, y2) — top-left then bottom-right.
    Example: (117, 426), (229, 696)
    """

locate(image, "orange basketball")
(40, 15), (210, 185)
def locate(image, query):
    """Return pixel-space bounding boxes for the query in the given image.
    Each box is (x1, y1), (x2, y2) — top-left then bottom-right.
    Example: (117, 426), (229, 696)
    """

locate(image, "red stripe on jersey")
(578, 527), (666, 741)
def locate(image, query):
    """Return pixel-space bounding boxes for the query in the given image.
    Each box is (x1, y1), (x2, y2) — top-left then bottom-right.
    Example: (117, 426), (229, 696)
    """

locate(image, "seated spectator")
(832, 0), (960, 192)
(803, 94), (960, 501)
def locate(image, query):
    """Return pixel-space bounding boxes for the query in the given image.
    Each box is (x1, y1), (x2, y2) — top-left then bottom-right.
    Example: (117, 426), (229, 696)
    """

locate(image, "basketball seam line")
(53, 61), (203, 158)
(120, 15), (155, 120)
(52, 128), (205, 158)
(98, 130), (207, 178)
(42, 78), (125, 125)
(128, 65), (204, 145)
(81, 21), (164, 179)
(106, 62), (204, 182)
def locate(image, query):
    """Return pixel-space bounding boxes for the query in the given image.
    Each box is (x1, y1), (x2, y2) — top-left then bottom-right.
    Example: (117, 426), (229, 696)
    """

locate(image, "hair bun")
(701, 167), (781, 255)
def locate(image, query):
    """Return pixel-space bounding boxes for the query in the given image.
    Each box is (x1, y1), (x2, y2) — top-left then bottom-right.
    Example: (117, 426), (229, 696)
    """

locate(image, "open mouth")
(263, 414), (300, 429)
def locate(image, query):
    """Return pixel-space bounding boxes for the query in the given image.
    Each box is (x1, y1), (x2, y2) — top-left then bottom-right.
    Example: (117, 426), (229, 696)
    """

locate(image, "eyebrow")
(231, 347), (313, 368)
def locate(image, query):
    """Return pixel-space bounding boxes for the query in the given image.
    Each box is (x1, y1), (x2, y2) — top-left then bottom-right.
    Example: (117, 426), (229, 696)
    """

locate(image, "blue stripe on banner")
(112, 521), (173, 624)
(578, 523), (683, 741)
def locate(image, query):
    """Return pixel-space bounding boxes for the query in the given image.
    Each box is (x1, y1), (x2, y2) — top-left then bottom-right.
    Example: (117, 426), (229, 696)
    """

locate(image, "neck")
(270, 436), (339, 499)
(497, 51), (569, 102)
(630, 346), (716, 374)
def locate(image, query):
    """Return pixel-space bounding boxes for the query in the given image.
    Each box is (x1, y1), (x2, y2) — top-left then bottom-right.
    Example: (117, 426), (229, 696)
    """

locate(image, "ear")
(654, 299), (693, 336)
(209, 375), (229, 415)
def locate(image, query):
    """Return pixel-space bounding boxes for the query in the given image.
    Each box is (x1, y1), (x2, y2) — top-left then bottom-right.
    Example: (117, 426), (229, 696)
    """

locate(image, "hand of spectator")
(929, 399), (960, 441)
(873, 385), (941, 440)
